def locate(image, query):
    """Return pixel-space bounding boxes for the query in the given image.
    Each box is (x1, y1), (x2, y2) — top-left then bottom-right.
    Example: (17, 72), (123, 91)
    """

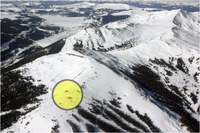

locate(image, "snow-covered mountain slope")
(2, 51), (185, 132)
(62, 9), (199, 51)
(1, 6), (199, 133)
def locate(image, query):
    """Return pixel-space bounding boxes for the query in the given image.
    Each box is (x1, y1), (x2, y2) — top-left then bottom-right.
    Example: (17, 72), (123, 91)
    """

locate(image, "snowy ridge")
(62, 9), (199, 51)
(94, 3), (131, 10)
(53, 2), (95, 9)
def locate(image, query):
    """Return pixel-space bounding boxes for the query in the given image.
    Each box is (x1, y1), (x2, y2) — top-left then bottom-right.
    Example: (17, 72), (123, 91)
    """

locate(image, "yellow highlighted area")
(52, 80), (83, 110)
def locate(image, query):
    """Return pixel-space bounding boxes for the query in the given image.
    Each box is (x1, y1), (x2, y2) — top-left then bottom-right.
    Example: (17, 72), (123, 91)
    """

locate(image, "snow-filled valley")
(1, 1), (200, 132)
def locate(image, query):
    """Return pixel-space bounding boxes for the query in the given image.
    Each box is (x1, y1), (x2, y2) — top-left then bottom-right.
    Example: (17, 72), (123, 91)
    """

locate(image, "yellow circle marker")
(52, 80), (83, 110)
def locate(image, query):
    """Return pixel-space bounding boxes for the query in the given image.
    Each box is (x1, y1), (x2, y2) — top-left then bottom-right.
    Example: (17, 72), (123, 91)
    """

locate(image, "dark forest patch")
(78, 107), (123, 132)
(102, 15), (129, 25)
(126, 105), (160, 132)
(176, 58), (189, 74)
(1, 34), (13, 44)
(193, 72), (199, 83)
(51, 122), (60, 133)
(149, 58), (177, 71)
(1, 70), (48, 130)
(129, 64), (199, 132)
(67, 120), (81, 132)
